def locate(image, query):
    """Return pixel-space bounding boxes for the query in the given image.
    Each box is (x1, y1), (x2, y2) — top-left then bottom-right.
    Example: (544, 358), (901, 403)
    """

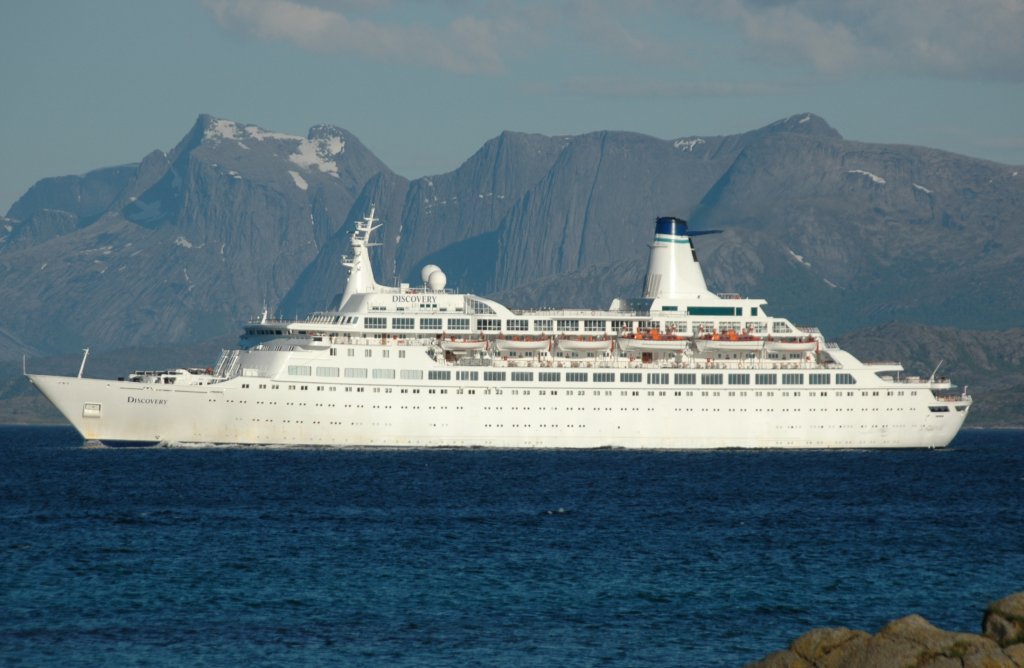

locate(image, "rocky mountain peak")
(760, 112), (843, 140)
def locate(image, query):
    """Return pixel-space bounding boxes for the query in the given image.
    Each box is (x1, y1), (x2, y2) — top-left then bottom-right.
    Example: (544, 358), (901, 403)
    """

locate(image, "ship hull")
(28, 372), (970, 449)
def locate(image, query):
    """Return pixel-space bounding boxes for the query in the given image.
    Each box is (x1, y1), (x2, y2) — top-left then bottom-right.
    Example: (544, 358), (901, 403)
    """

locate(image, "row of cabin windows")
(355, 317), (792, 335)
(288, 366), (857, 386)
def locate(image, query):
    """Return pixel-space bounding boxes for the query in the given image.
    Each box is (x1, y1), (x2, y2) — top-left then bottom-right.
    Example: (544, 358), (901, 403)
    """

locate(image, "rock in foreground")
(748, 592), (1024, 667)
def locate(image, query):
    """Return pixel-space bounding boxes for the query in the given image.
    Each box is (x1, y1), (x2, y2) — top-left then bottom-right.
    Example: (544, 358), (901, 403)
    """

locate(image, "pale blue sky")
(2, 0), (1022, 213)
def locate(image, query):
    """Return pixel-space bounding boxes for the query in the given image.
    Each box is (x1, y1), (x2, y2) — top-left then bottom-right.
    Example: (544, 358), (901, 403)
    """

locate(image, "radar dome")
(427, 270), (447, 291)
(420, 264), (441, 284)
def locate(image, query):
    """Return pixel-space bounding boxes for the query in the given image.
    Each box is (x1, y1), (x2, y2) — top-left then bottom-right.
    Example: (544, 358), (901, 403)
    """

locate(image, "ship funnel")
(641, 217), (719, 300)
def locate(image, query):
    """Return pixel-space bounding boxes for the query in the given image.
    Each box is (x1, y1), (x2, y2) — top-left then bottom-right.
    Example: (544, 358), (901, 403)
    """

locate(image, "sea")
(1, 426), (1022, 667)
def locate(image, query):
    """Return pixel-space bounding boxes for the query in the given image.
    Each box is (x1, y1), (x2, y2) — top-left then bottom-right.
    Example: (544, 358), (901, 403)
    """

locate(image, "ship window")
(506, 319), (529, 332)
(772, 321), (792, 334)
(465, 297), (496, 315)
(594, 373), (615, 383)
(288, 365), (311, 376)
(557, 320), (580, 332)
(344, 368), (367, 378)
(347, 349), (355, 357)
(661, 306), (678, 312)
(720, 321), (741, 333)
(533, 320), (554, 332)
(611, 320), (632, 333)
(428, 370), (451, 380)
(373, 369), (396, 379)
(420, 317), (442, 330)
(745, 322), (768, 334)
(511, 371), (534, 381)
(620, 373), (642, 383)
(393, 317), (414, 330)
(539, 372), (561, 382)
(584, 320), (605, 332)
(566, 372), (588, 382)
(456, 371), (479, 381)
(929, 405), (950, 413)
(836, 373), (856, 385)
(687, 306), (737, 316)
(755, 373), (777, 385)
(647, 373), (669, 385)
(400, 369), (423, 380)
(809, 373), (830, 385)
(484, 371), (506, 381)
(728, 373), (750, 385)
(365, 317), (386, 329)
(666, 321), (687, 334)
(674, 373), (696, 385)
(701, 373), (723, 385)
(782, 373), (803, 385)
(477, 319), (501, 331)
(83, 403), (101, 418)
(316, 367), (340, 377)
(448, 318), (470, 330)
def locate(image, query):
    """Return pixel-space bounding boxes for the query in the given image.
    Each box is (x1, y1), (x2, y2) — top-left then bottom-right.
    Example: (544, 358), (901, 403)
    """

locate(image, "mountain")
(0, 115), (389, 353)
(3, 113), (1023, 352)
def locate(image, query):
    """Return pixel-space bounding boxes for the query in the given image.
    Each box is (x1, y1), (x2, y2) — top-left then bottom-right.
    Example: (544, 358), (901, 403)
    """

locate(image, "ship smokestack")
(642, 217), (717, 300)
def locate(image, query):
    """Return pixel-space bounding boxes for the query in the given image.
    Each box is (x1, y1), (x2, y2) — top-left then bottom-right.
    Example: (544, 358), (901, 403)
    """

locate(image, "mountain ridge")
(2, 112), (1021, 356)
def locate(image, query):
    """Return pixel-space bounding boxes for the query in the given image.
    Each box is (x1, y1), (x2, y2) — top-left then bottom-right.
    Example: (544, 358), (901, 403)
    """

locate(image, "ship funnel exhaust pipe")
(642, 217), (720, 300)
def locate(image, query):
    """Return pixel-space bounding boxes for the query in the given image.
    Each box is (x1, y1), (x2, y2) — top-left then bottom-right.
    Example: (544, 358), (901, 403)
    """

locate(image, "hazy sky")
(2, 0), (1022, 213)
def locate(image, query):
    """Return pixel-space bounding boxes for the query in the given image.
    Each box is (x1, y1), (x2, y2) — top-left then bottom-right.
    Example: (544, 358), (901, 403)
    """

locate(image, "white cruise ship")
(28, 209), (971, 448)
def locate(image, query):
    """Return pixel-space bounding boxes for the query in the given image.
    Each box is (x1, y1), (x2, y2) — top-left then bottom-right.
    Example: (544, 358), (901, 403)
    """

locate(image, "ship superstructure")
(28, 209), (971, 448)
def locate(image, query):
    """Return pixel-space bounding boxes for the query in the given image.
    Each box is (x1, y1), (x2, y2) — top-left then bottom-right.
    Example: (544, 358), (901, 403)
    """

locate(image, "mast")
(339, 207), (382, 309)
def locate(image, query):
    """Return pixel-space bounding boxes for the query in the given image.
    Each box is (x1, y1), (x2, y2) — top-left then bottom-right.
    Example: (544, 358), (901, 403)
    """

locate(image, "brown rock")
(985, 593), (1024, 647)
(749, 593), (1024, 667)
(789, 627), (869, 663)
(745, 649), (812, 668)
(1002, 642), (1024, 667)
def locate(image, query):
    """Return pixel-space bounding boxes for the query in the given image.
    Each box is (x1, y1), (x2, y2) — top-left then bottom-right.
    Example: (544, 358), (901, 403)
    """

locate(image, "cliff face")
(748, 591), (1024, 667)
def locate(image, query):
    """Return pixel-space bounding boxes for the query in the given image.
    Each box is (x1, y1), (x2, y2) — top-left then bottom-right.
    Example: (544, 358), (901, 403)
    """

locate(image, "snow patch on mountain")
(289, 171), (309, 191)
(913, 183), (933, 194)
(848, 169), (886, 185)
(674, 138), (705, 151)
(787, 248), (811, 268)
(205, 119), (242, 142)
(289, 135), (345, 175)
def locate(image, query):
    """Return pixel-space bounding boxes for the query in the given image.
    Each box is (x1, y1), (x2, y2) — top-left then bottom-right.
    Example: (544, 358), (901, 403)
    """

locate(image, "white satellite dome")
(420, 264), (441, 284)
(427, 270), (447, 291)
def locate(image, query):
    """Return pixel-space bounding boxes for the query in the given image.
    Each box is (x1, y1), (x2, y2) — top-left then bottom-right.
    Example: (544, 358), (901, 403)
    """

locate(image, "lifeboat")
(763, 337), (817, 353)
(440, 337), (488, 353)
(557, 336), (613, 353)
(695, 333), (764, 353)
(493, 336), (550, 352)
(617, 331), (690, 353)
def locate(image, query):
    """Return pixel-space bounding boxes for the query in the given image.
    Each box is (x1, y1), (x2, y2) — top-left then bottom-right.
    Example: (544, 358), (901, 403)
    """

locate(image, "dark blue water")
(2, 427), (1022, 667)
